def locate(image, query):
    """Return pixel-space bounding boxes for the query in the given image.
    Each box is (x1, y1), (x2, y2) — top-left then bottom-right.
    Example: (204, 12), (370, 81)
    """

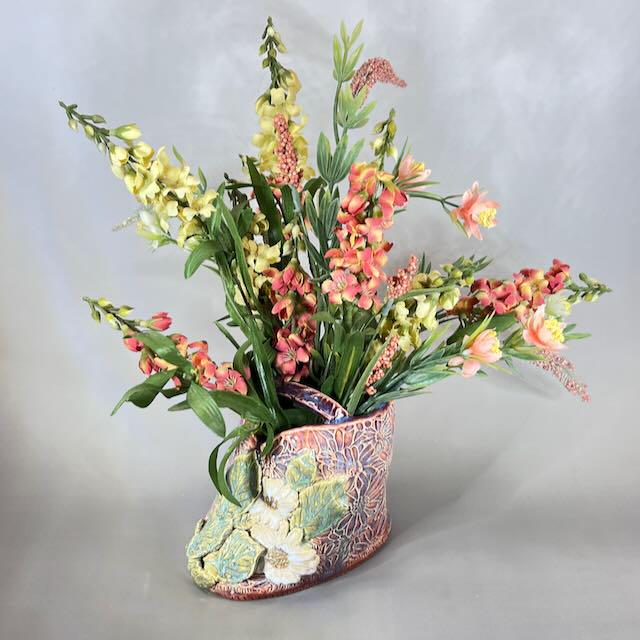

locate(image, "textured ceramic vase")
(186, 382), (395, 599)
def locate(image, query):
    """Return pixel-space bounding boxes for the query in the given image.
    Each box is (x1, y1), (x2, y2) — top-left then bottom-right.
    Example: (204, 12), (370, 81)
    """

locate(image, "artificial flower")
(249, 477), (298, 529)
(250, 522), (319, 585)
(451, 182), (500, 240)
(523, 305), (566, 351)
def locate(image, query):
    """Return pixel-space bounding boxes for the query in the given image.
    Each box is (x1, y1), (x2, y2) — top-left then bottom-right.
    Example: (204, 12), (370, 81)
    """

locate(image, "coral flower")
(321, 270), (360, 305)
(397, 155), (431, 190)
(123, 337), (143, 352)
(214, 362), (248, 395)
(148, 311), (172, 331)
(274, 329), (311, 379)
(451, 182), (500, 240)
(522, 305), (566, 351)
(448, 329), (502, 378)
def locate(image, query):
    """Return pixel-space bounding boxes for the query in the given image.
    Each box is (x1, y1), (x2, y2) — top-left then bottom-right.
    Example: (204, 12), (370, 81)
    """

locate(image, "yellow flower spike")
(112, 124), (142, 141)
(270, 87), (286, 106)
(132, 142), (154, 167)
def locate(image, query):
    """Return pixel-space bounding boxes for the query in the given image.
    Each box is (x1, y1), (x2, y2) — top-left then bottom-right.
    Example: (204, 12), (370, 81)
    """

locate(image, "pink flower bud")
(148, 312), (172, 331)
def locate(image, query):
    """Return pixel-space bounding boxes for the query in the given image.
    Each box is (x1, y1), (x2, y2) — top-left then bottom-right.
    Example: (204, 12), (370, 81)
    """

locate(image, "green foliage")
(187, 383), (226, 437)
(111, 370), (173, 415)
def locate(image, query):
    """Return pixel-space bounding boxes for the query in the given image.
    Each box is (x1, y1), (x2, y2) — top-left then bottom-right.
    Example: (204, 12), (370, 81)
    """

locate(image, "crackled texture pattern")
(212, 395), (395, 600)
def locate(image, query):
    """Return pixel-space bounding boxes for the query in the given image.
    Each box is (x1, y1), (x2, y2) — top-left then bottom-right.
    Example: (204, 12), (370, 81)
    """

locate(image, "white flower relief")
(251, 522), (320, 585)
(249, 477), (298, 528)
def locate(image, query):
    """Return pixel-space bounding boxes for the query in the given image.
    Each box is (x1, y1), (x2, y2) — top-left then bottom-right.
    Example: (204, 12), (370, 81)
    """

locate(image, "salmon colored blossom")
(274, 329), (311, 381)
(214, 362), (249, 395)
(147, 311), (172, 331)
(448, 329), (502, 378)
(321, 269), (360, 305)
(522, 305), (566, 351)
(397, 155), (431, 190)
(451, 182), (500, 240)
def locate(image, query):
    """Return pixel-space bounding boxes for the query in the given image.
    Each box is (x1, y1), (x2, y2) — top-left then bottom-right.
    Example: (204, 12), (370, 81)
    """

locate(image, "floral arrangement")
(60, 18), (609, 510)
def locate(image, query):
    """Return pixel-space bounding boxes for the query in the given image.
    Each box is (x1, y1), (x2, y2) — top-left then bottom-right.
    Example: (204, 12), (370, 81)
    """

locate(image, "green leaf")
(226, 452), (260, 507)
(564, 332), (591, 341)
(184, 239), (217, 279)
(290, 477), (349, 539)
(168, 399), (190, 411)
(334, 332), (365, 402)
(280, 185), (296, 223)
(333, 139), (364, 182)
(208, 390), (274, 425)
(187, 383), (226, 437)
(204, 529), (264, 584)
(111, 370), (173, 415)
(286, 449), (317, 490)
(246, 158), (282, 243)
(345, 336), (391, 415)
(310, 311), (335, 323)
(135, 331), (191, 369)
(317, 132), (332, 181)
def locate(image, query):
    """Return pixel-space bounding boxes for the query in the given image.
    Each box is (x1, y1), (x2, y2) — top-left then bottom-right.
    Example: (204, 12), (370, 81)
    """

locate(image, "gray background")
(1, 0), (638, 638)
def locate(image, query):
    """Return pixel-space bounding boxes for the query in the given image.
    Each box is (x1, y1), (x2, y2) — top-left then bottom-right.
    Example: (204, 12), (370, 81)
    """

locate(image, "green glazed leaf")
(290, 476), (349, 539)
(205, 529), (264, 584)
(185, 497), (240, 559)
(111, 369), (173, 415)
(187, 383), (226, 437)
(226, 452), (260, 507)
(286, 449), (318, 490)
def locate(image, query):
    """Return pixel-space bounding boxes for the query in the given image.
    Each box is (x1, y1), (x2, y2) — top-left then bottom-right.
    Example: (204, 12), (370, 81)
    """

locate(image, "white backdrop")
(1, 1), (639, 638)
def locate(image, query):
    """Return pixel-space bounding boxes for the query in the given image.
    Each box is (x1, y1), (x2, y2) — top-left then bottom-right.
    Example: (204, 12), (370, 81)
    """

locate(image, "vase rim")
(271, 400), (393, 445)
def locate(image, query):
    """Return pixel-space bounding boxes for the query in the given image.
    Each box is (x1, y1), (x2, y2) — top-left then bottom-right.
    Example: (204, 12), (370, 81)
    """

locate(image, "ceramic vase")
(186, 382), (395, 599)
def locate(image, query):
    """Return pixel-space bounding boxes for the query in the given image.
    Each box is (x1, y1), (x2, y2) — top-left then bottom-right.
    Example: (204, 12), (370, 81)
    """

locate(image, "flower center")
(478, 207), (497, 228)
(544, 317), (565, 343)
(266, 547), (289, 569)
(263, 495), (278, 510)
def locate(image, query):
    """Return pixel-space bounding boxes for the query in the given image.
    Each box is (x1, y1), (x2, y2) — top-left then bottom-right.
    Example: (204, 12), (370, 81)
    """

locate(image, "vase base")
(208, 520), (391, 601)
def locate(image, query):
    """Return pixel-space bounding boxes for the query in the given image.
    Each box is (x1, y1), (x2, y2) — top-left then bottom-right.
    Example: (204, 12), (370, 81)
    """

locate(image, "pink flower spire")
(351, 58), (407, 99)
(273, 113), (302, 190)
(366, 335), (399, 395)
(324, 162), (408, 310)
(386, 255), (419, 299)
(531, 350), (590, 402)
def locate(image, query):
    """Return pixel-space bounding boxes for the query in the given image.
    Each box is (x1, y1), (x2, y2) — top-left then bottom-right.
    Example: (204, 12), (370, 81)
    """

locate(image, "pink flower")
(214, 362), (248, 395)
(351, 57), (406, 99)
(274, 329), (311, 380)
(397, 155), (431, 190)
(123, 337), (143, 352)
(472, 279), (521, 314)
(272, 295), (295, 321)
(522, 305), (566, 351)
(451, 182), (500, 240)
(148, 312), (172, 331)
(321, 270), (360, 305)
(171, 334), (189, 357)
(448, 329), (502, 378)
(138, 349), (155, 376)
